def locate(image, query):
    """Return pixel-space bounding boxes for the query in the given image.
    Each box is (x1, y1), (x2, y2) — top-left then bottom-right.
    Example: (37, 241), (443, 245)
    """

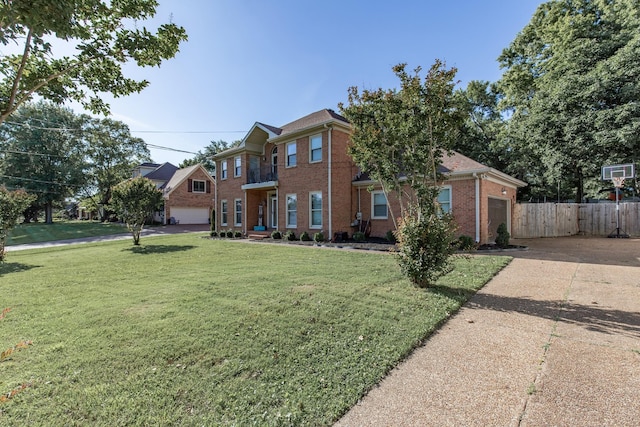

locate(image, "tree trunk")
(45, 203), (53, 224)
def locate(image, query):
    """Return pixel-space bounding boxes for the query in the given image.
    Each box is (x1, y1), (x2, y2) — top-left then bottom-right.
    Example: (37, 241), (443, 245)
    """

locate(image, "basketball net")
(611, 176), (625, 188)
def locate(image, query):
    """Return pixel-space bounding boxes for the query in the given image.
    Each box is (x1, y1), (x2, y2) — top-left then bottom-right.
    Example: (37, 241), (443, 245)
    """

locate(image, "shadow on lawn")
(0, 262), (41, 275)
(123, 245), (196, 255)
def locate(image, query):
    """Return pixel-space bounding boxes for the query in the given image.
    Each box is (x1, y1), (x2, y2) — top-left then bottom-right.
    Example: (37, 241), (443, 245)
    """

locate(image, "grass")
(6, 220), (128, 246)
(0, 234), (510, 426)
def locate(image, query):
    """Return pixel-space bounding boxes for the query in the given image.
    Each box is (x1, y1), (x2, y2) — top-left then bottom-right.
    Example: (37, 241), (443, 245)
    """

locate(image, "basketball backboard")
(601, 163), (635, 180)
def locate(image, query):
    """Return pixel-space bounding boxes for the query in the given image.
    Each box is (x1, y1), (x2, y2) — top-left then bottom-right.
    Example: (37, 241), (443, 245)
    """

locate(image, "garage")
(169, 207), (210, 225)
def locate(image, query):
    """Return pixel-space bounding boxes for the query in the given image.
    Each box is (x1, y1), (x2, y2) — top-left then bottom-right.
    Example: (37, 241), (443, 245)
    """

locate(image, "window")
(309, 134), (322, 163)
(271, 146), (278, 179)
(286, 194), (297, 227)
(310, 191), (322, 228)
(192, 179), (205, 193)
(234, 156), (241, 177)
(372, 191), (388, 219)
(221, 200), (228, 226)
(286, 142), (297, 167)
(234, 199), (242, 226)
(221, 160), (228, 179)
(437, 186), (452, 213)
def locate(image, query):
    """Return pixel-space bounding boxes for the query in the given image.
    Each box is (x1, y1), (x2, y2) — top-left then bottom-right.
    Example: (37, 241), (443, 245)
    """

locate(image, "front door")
(269, 193), (278, 229)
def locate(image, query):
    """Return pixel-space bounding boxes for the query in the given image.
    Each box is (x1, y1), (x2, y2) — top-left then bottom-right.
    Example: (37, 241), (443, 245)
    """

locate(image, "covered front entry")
(487, 197), (509, 242)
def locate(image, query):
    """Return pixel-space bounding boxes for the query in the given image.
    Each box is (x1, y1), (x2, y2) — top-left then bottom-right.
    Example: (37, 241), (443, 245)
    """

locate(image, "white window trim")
(234, 156), (241, 177)
(221, 160), (228, 180)
(221, 199), (228, 226)
(438, 185), (452, 214)
(286, 193), (297, 228)
(309, 191), (322, 229)
(192, 179), (206, 193)
(371, 190), (388, 219)
(309, 133), (322, 163)
(286, 141), (297, 168)
(234, 198), (242, 226)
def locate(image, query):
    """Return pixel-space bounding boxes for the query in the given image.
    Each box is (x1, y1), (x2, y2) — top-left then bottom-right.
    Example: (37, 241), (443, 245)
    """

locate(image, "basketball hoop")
(611, 176), (625, 188)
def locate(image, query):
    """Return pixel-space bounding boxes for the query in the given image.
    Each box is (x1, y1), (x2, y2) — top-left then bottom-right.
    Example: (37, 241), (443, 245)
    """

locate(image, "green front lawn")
(6, 221), (127, 246)
(0, 235), (510, 425)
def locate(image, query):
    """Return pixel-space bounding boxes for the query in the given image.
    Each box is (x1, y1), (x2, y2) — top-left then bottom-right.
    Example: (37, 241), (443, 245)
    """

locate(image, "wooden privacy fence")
(512, 202), (640, 238)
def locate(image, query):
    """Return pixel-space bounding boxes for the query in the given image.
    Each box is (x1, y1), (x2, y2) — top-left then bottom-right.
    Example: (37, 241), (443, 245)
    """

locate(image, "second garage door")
(170, 207), (210, 225)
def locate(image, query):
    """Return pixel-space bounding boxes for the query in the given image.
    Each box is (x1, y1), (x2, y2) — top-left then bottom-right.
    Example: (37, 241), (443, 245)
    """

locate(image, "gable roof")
(145, 162), (179, 184)
(353, 150), (526, 188)
(163, 164), (214, 197)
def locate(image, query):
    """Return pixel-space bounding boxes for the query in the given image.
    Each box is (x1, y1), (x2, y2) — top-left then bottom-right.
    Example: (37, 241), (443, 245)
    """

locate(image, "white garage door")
(170, 207), (210, 225)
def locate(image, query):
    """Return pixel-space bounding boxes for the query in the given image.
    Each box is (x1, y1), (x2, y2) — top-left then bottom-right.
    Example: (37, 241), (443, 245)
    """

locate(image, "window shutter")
(206, 180), (211, 193)
(187, 179), (192, 192)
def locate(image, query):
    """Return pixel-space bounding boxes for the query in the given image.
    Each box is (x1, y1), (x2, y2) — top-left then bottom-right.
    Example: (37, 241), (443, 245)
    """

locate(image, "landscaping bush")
(458, 234), (475, 251)
(495, 223), (510, 248)
(210, 231), (218, 238)
(313, 232), (324, 243)
(385, 230), (397, 243)
(395, 210), (457, 288)
(300, 231), (312, 241)
(271, 230), (282, 239)
(353, 231), (366, 242)
(234, 230), (242, 238)
(226, 229), (234, 238)
(284, 230), (296, 241)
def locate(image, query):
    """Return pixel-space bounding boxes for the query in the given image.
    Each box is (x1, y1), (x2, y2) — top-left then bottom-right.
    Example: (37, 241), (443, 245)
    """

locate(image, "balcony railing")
(247, 166), (278, 185)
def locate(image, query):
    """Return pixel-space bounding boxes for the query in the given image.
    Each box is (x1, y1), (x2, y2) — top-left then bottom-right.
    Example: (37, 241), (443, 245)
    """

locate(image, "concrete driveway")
(337, 236), (640, 426)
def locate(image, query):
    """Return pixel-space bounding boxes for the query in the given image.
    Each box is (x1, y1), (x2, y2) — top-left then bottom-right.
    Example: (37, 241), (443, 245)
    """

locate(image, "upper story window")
(271, 146), (278, 178)
(192, 180), (206, 193)
(438, 186), (452, 213)
(221, 160), (228, 179)
(372, 190), (388, 219)
(286, 142), (297, 167)
(234, 156), (242, 177)
(309, 134), (322, 163)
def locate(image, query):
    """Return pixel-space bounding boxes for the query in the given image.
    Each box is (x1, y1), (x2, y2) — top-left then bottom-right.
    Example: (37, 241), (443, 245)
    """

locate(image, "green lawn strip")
(6, 221), (128, 246)
(0, 236), (510, 426)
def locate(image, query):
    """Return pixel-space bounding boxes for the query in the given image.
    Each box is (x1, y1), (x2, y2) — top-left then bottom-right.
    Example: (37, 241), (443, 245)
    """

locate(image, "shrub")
(210, 231), (218, 237)
(226, 229), (234, 238)
(284, 230), (296, 241)
(353, 231), (366, 242)
(271, 230), (282, 239)
(218, 231), (225, 238)
(395, 209), (457, 288)
(385, 230), (397, 243)
(234, 230), (242, 238)
(300, 231), (312, 241)
(458, 235), (475, 251)
(313, 232), (324, 243)
(495, 223), (510, 248)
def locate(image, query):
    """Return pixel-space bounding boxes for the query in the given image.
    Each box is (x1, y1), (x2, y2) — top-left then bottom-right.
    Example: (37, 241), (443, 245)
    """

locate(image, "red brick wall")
(165, 168), (215, 220)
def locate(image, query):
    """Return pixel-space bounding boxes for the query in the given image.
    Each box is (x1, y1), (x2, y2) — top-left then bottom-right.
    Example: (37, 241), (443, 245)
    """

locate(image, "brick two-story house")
(213, 109), (525, 243)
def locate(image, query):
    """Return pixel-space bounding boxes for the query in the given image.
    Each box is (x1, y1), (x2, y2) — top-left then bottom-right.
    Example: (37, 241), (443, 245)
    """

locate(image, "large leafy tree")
(340, 61), (464, 287)
(0, 101), (86, 223)
(0, 186), (35, 261)
(0, 0), (187, 125)
(82, 116), (151, 221)
(498, 0), (640, 201)
(111, 176), (162, 245)
(179, 139), (242, 175)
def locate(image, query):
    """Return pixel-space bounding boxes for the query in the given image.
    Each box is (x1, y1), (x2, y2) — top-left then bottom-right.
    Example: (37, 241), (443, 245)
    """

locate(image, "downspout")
(214, 173), (218, 233)
(325, 124), (333, 238)
(473, 173), (480, 243)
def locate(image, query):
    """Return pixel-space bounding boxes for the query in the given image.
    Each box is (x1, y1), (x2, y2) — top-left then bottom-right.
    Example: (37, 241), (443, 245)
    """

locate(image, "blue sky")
(101, 0), (544, 165)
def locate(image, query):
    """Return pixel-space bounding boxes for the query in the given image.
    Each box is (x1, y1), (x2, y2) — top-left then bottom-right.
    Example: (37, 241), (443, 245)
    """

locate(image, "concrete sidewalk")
(336, 236), (640, 426)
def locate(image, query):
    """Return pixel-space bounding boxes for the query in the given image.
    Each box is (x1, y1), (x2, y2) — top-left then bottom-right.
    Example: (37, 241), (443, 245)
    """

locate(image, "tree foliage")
(0, 186), (35, 261)
(497, 0), (640, 200)
(179, 139), (241, 175)
(82, 116), (151, 220)
(340, 61), (463, 287)
(0, 0), (188, 125)
(0, 101), (86, 223)
(111, 176), (162, 245)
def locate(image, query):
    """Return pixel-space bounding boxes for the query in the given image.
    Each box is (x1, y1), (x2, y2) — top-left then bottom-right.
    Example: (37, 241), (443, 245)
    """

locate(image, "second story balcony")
(242, 165), (278, 190)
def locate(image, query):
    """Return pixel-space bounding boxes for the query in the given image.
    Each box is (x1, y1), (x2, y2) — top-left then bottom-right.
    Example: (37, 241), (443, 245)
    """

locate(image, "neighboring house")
(213, 109), (526, 243)
(131, 162), (215, 225)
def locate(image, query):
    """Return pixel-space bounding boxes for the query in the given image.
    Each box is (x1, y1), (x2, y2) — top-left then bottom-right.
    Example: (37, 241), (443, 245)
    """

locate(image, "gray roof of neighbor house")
(145, 162), (179, 185)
